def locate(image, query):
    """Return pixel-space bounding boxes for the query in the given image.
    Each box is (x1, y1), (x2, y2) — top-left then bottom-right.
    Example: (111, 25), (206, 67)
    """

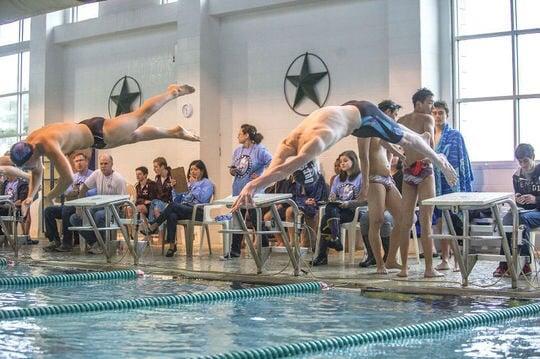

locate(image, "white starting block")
(65, 195), (143, 265)
(423, 192), (521, 288)
(213, 193), (303, 276)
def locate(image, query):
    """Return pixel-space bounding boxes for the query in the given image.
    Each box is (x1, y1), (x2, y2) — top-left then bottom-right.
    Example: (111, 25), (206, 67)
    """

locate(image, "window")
(0, 19), (30, 155)
(453, 0), (540, 161)
(69, 3), (99, 23)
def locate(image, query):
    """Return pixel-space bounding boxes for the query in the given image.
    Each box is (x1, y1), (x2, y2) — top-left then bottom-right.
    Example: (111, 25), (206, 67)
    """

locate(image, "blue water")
(0, 265), (536, 358)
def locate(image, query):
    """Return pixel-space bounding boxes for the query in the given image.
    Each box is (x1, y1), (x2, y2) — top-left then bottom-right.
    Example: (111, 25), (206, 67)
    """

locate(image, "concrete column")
(176, 0), (221, 193)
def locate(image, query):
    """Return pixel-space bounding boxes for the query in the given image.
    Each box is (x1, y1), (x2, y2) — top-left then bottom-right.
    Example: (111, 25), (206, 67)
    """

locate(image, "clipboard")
(171, 167), (189, 193)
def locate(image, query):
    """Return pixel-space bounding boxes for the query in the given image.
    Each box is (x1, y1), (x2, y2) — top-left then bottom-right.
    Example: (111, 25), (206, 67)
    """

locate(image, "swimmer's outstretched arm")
(0, 166), (30, 180)
(23, 165), (43, 207)
(231, 138), (326, 211)
(40, 145), (74, 203)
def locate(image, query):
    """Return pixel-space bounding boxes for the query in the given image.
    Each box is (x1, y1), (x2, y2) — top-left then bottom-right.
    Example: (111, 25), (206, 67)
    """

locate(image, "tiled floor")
(3, 238), (539, 299)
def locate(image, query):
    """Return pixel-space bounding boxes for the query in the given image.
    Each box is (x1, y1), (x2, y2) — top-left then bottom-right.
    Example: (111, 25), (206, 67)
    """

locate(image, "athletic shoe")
(493, 263), (508, 277)
(220, 252), (240, 261)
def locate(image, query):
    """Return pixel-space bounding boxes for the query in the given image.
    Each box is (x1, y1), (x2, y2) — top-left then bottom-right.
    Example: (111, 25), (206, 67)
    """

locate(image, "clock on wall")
(182, 103), (193, 118)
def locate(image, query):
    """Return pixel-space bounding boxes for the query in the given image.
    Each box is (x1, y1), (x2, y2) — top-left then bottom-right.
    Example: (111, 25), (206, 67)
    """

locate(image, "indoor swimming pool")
(0, 264), (538, 358)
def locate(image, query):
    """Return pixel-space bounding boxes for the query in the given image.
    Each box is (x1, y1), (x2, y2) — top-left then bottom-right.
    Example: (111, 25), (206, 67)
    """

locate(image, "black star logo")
(110, 76), (141, 116)
(286, 52), (328, 108)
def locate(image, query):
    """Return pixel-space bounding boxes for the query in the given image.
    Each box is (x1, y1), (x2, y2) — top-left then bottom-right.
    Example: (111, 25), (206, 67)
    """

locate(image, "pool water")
(0, 265), (536, 358)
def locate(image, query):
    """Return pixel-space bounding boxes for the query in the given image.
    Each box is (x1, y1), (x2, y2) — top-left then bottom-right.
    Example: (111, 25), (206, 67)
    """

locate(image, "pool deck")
(2, 239), (540, 299)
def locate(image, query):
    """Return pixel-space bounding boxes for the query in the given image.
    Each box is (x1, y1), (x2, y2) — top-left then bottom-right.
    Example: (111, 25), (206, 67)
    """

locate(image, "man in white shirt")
(69, 154), (126, 252)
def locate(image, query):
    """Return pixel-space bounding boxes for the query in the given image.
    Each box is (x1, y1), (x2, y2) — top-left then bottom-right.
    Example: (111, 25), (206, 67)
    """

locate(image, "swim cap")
(10, 142), (34, 167)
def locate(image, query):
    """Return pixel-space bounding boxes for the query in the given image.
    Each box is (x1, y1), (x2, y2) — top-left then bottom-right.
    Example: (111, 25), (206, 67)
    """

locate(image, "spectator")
(149, 157), (173, 245)
(148, 160), (214, 257)
(44, 152), (94, 252)
(493, 144), (539, 277)
(432, 100), (474, 271)
(311, 151), (364, 266)
(134, 166), (158, 220)
(222, 124), (272, 259)
(69, 154), (126, 254)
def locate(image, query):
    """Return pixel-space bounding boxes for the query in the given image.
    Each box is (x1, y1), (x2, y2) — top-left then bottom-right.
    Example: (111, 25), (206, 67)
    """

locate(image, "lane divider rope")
(201, 301), (540, 359)
(0, 281), (323, 320)
(0, 269), (144, 287)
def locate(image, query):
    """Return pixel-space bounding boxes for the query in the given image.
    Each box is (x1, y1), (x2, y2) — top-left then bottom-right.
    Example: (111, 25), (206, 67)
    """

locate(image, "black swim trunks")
(79, 117), (107, 149)
(343, 100), (404, 144)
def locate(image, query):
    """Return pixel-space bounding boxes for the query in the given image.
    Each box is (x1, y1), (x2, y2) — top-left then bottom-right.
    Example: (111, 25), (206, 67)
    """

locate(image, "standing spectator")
(432, 100), (474, 270)
(223, 124), (272, 259)
(149, 157), (173, 245)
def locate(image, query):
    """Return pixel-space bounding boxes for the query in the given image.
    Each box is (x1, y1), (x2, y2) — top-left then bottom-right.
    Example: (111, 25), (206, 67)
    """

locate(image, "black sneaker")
(220, 252), (240, 261)
(359, 256), (376, 268)
(54, 245), (73, 253)
(309, 256), (328, 266)
(44, 241), (61, 252)
(24, 238), (39, 245)
(333, 238), (343, 252)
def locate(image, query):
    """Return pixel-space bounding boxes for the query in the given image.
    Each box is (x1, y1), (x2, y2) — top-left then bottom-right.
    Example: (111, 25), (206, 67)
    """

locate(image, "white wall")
(26, 0), (511, 235)
(217, 0), (428, 196)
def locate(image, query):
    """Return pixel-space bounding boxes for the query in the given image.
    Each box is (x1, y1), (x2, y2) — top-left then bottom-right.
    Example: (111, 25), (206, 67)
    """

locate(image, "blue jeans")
(44, 205), (76, 246)
(153, 203), (202, 244)
(69, 209), (106, 246)
(500, 210), (540, 264)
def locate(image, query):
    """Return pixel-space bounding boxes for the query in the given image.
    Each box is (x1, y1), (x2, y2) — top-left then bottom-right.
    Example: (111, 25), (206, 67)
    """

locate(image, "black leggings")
(154, 203), (203, 244)
(231, 208), (269, 255)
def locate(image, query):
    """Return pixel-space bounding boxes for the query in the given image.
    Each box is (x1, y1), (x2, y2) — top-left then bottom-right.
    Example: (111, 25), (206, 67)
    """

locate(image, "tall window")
(0, 18), (30, 155)
(69, 2), (99, 23)
(453, 0), (540, 162)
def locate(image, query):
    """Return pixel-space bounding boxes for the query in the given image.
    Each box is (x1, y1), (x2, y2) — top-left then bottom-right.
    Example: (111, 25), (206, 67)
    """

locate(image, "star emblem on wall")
(284, 52), (331, 116)
(108, 76), (142, 117)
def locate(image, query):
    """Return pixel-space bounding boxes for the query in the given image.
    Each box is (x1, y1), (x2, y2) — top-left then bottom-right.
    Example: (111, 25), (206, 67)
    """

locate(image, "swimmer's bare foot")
(397, 268), (408, 277)
(385, 260), (402, 270)
(168, 84), (195, 98)
(171, 126), (200, 142)
(438, 153), (458, 187)
(424, 268), (445, 278)
(375, 266), (388, 275)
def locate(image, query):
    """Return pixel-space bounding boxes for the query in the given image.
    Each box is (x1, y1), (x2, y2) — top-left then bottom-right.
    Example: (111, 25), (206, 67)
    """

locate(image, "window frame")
(0, 19), (30, 151)
(452, 0), (540, 163)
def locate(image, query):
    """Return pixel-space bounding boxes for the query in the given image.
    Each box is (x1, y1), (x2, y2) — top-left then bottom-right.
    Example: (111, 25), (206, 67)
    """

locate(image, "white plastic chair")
(174, 201), (232, 257)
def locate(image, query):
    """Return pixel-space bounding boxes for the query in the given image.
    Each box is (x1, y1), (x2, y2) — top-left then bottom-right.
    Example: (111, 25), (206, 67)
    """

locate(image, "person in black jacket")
(0, 173), (37, 243)
(494, 143), (540, 277)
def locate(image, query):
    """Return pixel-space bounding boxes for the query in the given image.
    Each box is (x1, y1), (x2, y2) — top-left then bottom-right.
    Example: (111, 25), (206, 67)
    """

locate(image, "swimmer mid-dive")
(10, 84), (197, 207)
(232, 100), (457, 211)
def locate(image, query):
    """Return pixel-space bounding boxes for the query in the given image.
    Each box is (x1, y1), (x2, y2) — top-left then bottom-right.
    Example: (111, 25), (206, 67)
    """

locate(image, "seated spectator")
(263, 176), (295, 247)
(0, 172), (37, 244)
(493, 144), (539, 277)
(69, 154), (126, 254)
(133, 166), (158, 220)
(290, 160), (328, 248)
(311, 151), (364, 266)
(148, 160), (214, 257)
(44, 152), (94, 252)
